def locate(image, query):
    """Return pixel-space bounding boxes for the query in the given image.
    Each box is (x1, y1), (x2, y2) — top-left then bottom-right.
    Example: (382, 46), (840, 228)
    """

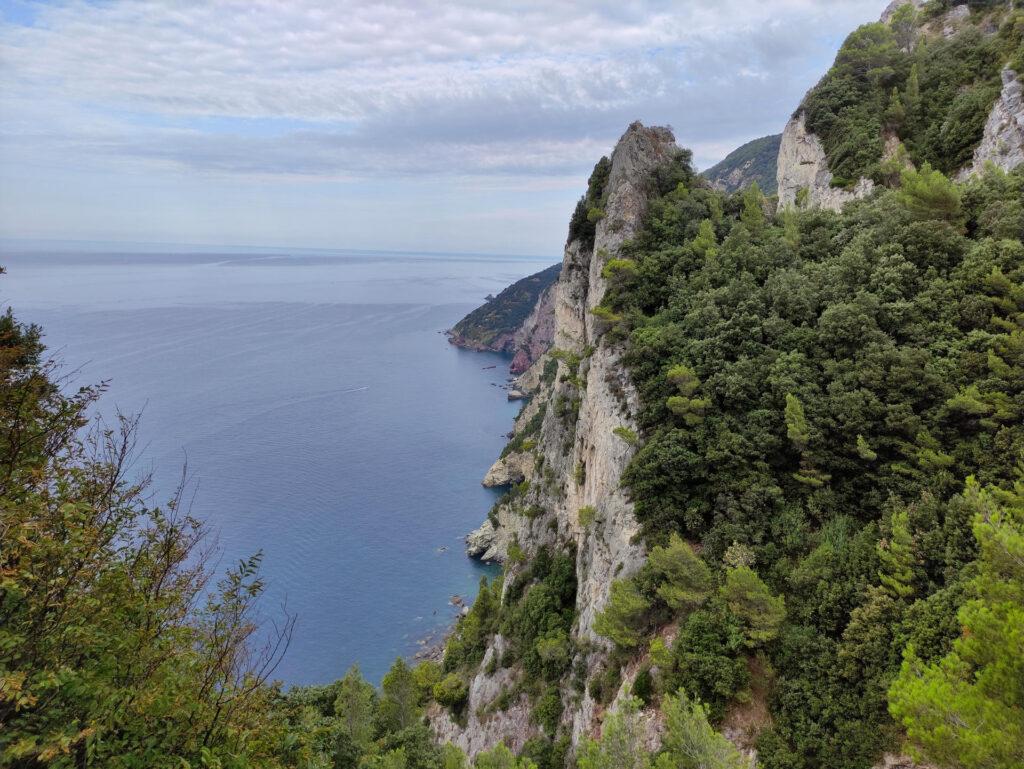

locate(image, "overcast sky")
(0, 1), (887, 256)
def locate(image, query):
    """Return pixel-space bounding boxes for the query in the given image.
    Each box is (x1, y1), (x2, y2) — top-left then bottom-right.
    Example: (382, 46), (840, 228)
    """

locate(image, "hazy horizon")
(1, 0), (888, 255)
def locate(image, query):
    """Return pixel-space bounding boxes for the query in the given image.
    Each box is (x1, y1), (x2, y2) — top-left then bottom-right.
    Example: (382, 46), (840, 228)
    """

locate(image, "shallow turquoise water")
(1, 246), (555, 685)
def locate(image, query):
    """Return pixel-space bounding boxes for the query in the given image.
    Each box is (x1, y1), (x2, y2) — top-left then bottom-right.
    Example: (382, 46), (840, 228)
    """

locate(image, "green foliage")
(897, 163), (963, 222)
(877, 508), (918, 598)
(433, 674), (469, 710)
(449, 264), (561, 352)
(889, 473), (1024, 769)
(613, 426), (639, 445)
(568, 157), (613, 249)
(578, 505), (597, 528)
(783, 393), (810, 452)
(803, 9), (1011, 182)
(646, 533), (714, 612)
(377, 658), (420, 734)
(594, 578), (651, 650)
(499, 547), (577, 685)
(335, 665), (378, 750)
(702, 134), (782, 195)
(444, 577), (501, 673)
(665, 364), (710, 426)
(576, 697), (650, 769)
(501, 405), (547, 459)
(720, 567), (786, 647)
(605, 131), (1024, 764)
(657, 690), (749, 769)
(661, 607), (749, 722)
(474, 742), (538, 769)
(0, 307), (299, 767)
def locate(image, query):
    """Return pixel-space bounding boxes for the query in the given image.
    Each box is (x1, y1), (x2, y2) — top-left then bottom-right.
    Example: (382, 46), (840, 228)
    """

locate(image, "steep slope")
(427, 5), (1024, 769)
(703, 134), (782, 194)
(447, 263), (560, 373)
(432, 122), (681, 757)
(778, 0), (1024, 209)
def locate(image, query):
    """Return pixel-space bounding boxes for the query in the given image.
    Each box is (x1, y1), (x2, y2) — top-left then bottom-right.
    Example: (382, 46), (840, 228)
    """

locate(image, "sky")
(0, 0), (888, 256)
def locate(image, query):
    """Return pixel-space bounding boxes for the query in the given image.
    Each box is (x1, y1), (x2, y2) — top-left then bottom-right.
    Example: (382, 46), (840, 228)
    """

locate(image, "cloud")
(1, 0), (885, 181)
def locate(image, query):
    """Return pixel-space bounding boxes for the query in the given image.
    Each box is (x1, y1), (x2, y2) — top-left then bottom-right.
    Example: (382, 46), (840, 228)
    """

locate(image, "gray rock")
(960, 68), (1024, 179)
(464, 519), (499, 560)
(776, 112), (874, 211)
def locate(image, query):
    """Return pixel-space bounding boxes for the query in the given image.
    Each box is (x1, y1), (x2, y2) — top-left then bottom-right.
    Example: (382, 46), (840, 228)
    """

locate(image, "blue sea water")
(0, 246), (555, 685)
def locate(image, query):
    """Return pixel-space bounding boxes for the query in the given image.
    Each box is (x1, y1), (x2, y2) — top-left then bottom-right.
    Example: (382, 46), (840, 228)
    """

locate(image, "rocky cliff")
(447, 263), (560, 372)
(703, 134), (782, 194)
(959, 66), (1024, 178)
(776, 113), (876, 210)
(432, 122), (678, 757)
(778, 0), (1024, 210)
(433, 4), (1024, 764)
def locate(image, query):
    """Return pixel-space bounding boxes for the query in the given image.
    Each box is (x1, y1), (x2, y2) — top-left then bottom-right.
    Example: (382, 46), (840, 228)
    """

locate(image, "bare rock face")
(510, 283), (557, 374)
(465, 519), (504, 562)
(880, 0), (925, 24)
(481, 452), (533, 488)
(434, 122), (676, 758)
(960, 68), (1024, 179)
(776, 112), (875, 211)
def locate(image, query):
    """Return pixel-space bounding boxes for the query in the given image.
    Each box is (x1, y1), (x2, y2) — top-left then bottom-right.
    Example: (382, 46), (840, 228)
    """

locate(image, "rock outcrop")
(960, 68), (1024, 179)
(880, 0), (924, 24)
(481, 452), (534, 488)
(776, 112), (875, 211)
(465, 519), (503, 562)
(446, 263), (560, 372)
(509, 281), (557, 374)
(703, 134), (782, 194)
(433, 122), (676, 757)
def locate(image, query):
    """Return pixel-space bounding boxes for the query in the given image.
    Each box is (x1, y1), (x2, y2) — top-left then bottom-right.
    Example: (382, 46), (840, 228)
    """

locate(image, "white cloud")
(0, 0), (887, 250)
(2, 1), (885, 175)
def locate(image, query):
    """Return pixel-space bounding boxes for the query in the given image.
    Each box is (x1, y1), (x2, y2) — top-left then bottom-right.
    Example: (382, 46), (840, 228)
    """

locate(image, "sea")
(0, 244), (556, 685)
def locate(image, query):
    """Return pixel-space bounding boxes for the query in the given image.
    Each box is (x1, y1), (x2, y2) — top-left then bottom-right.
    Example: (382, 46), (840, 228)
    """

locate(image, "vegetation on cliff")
(589, 135), (1024, 767)
(0, 280), (555, 769)
(447, 264), (561, 354)
(702, 135), (782, 194)
(802, 0), (1023, 186)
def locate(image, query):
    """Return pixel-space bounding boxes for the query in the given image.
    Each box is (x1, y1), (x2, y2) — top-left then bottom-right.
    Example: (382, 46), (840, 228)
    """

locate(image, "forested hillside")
(591, 150), (1023, 769)
(447, 264), (560, 354)
(804, 0), (1022, 186)
(2, 1), (1023, 768)
(703, 135), (782, 194)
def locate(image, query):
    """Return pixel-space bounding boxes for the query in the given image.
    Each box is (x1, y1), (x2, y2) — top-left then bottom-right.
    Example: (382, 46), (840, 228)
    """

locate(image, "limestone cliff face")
(960, 67), (1024, 180)
(432, 122), (677, 757)
(447, 263), (559, 372)
(510, 283), (557, 374)
(776, 112), (876, 211)
(779, 1), (1024, 211)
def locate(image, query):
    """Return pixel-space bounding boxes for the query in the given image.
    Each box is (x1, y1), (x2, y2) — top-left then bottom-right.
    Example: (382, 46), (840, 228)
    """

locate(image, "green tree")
(377, 658), (420, 733)
(877, 509), (917, 599)
(577, 697), (650, 769)
(740, 183), (766, 230)
(475, 742), (538, 769)
(646, 533), (714, 612)
(334, 665), (377, 750)
(889, 475), (1024, 769)
(898, 163), (962, 222)
(594, 579), (651, 649)
(720, 567), (786, 647)
(784, 393), (810, 452)
(656, 690), (748, 769)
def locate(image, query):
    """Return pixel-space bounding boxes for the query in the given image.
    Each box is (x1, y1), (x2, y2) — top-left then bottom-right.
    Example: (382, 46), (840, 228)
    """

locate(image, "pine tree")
(877, 509), (917, 599)
(334, 665), (377, 749)
(889, 475), (1024, 769)
(647, 533), (714, 612)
